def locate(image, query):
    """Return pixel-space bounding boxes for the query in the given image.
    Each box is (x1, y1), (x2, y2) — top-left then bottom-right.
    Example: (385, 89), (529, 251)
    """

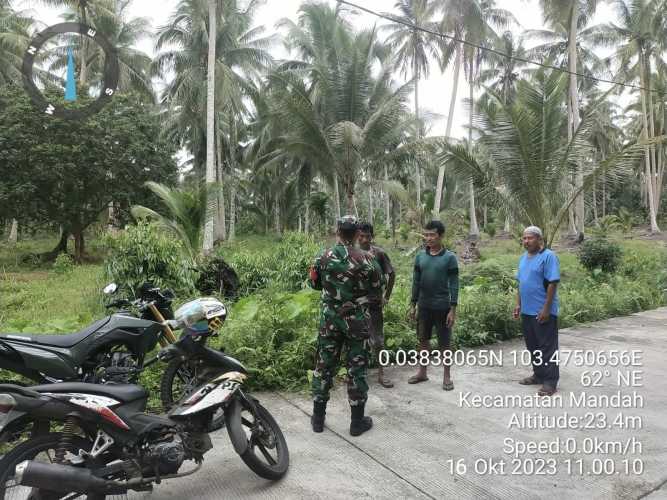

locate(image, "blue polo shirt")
(516, 248), (560, 316)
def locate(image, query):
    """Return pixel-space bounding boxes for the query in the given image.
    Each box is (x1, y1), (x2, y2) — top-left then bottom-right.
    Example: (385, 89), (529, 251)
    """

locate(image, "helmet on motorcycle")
(173, 297), (227, 336)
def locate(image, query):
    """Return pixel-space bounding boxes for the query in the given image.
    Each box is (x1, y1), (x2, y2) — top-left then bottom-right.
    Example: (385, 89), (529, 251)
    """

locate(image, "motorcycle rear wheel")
(0, 433), (104, 500)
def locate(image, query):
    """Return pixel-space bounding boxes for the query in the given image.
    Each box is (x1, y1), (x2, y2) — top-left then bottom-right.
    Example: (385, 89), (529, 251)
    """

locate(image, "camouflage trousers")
(311, 306), (370, 406)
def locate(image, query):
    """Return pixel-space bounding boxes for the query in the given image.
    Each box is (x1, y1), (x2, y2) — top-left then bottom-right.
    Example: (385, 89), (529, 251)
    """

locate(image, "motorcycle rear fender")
(0, 342), (77, 380)
(0, 342), (43, 382)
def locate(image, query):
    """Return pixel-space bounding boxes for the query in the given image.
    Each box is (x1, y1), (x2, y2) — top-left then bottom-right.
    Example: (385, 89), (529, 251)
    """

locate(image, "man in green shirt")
(408, 220), (459, 390)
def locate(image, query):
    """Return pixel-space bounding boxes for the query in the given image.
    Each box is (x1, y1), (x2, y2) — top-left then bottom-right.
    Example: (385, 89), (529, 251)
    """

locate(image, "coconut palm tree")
(0, 0), (32, 85)
(433, 0), (515, 229)
(39, 0), (116, 84)
(382, 0), (441, 209)
(478, 31), (528, 105)
(44, 1), (154, 100)
(202, 0), (217, 253)
(154, 0), (272, 249)
(274, 3), (416, 216)
(131, 181), (209, 261)
(585, 0), (667, 232)
(535, 0), (600, 238)
(438, 70), (647, 247)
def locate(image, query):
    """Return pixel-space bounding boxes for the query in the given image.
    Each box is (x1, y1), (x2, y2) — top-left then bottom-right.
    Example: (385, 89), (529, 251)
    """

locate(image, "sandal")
(519, 376), (541, 385)
(537, 386), (557, 396)
(408, 374), (429, 384)
(442, 381), (454, 391)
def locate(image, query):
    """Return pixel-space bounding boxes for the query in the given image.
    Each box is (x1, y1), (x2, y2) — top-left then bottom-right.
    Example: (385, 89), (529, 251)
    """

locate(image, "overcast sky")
(17, 0), (618, 139)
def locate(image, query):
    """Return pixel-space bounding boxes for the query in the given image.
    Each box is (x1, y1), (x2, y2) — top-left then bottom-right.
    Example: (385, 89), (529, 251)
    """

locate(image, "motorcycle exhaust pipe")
(14, 460), (128, 495)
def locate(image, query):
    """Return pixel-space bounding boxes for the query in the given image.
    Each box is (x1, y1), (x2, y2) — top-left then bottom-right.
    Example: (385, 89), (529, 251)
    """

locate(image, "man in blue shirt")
(513, 226), (560, 396)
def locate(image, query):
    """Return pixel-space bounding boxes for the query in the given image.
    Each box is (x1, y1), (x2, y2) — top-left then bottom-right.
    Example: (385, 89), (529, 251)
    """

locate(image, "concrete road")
(130, 307), (667, 500)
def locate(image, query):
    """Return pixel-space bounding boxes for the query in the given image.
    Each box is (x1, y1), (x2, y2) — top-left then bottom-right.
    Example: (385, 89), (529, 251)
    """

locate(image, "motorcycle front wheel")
(160, 357), (226, 431)
(225, 396), (289, 480)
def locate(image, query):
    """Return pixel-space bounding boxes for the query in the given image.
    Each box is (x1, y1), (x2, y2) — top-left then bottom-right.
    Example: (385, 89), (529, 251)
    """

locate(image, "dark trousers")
(521, 314), (559, 388)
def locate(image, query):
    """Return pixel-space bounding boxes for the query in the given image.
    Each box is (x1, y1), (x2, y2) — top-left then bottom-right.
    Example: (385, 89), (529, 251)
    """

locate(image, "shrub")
(485, 223), (497, 238)
(103, 221), (197, 296)
(272, 232), (321, 291)
(225, 232), (322, 296)
(53, 253), (74, 274)
(459, 258), (517, 292)
(399, 224), (410, 242)
(578, 238), (623, 274)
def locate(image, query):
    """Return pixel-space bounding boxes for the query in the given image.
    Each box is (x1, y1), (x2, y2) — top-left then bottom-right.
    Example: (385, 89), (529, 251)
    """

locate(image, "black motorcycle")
(0, 283), (176, 387)
(0, 366), (289, 499)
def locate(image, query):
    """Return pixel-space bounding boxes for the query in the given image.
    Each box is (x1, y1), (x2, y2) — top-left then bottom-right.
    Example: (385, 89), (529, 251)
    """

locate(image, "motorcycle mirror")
(103, 283), (119, 295)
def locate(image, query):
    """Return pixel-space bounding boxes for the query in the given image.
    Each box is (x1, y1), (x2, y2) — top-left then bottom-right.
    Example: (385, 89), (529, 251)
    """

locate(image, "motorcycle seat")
(28, 382), (148, 403)
(0, 317), (111, 348)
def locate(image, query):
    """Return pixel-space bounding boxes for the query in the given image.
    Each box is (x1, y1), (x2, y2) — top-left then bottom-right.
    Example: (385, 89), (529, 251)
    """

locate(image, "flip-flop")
(442, 381), (454, 391)
(537, 386), (557, 396)
(379, 378), (394, 388)
(519, 376), (541, 385)
(408, 375), (428, 384)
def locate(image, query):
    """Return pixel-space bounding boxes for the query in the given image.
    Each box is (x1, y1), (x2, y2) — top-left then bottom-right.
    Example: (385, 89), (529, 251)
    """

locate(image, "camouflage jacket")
(308, 243), (381, 311)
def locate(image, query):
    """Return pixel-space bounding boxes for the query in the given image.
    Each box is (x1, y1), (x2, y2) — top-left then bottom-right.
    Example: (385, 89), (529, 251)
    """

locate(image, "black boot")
(349, 403), (373, 436)
(311, 401), (326, 433)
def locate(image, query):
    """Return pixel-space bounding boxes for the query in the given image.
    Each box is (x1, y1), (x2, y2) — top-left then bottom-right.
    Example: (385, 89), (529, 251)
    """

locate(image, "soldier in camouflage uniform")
(308, 215), (381, 437)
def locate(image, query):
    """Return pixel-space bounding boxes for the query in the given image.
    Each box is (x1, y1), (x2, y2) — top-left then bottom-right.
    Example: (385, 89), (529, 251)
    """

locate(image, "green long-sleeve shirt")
(411, 248), (459, 311)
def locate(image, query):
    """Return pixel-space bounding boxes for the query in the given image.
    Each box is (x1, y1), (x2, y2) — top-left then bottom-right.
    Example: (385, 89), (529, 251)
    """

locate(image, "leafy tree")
(0, 85), (177, 261)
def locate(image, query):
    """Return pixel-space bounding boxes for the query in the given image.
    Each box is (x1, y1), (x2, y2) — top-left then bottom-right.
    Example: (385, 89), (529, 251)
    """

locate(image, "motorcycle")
(0, 368), (289, 499)
(0, 284), (238, 441)
(0, 282), (177, 387)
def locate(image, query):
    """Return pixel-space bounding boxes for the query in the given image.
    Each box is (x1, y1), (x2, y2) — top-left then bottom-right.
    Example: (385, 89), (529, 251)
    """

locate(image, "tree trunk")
(384, 165), (391, 229)
(202, 0), (218, 254)
(467, 67), (480, 237)
(504, 215), (510, 233)
(592, 177), (598, 224)
(483, 205), (488, 228)
(414, 55), (421, 209)
(274, 198), (281, 234)
(568, 4), (584, 237)
(565, 102), (577, 236)
(228, 184), (236, 241)
(434, 42), (462, 217)
(347, 189), (354, 215)
(73, 230), (85, 263)
(215, 128), (226, 243)
(602, 171), (606, 218)
(368, 180), (373, 225)
(333, 174), (341, 219)
(304, 187), (311, 234)
(647, 58), (658, 202)
(8, 219), (17, 244)
(639, 50), (660, 233)
(298, 214), (302, 232)
(79, 5), (88, 85)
